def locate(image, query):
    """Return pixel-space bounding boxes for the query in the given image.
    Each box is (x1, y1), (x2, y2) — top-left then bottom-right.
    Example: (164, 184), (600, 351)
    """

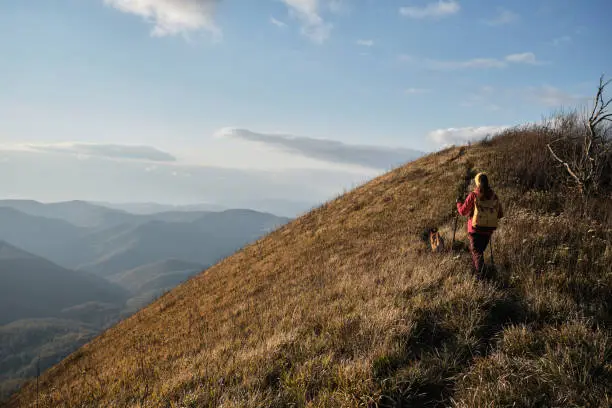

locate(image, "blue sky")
(0, 0), (610, 209)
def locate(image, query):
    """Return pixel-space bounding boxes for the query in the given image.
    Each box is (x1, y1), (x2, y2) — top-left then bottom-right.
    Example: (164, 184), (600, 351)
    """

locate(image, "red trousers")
(469, 233), (491, 273)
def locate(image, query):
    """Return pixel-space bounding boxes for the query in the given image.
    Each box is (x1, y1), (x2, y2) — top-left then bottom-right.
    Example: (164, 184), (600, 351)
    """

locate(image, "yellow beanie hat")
(475, 172), (487, 187)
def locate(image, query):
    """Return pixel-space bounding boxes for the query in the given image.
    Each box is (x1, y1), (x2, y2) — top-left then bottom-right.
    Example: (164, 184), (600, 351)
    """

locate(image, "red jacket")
(457, 188), (503, 235)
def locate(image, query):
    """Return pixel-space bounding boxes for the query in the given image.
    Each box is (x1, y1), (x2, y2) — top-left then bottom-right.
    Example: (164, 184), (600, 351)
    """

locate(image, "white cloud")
(270, 16), (288, 28)
(460, 86), (502, 110)
(505, 52), (539, 65)
(459, 84), (588, 111)
(399, 0), (460, 19)
(328, 0), (351, 14)
(281, 0), (333, 43)
(400, 54), (503, 70)
(216, 128), (423, 170)
(552, 35), (572, 47)
(356, 39), (374, 47)
(404, 87), (430, 94)
(24, 143), (177, 162)
(400, 52), (541, 70)
(0, 149), (368, 212)
(105, 0), (342, 43)
(103, 0), (221, 38)
(428, 126), (509, 146)
(527, 86), (587, 107)
(445, 58), (506, 69)
(484, 8), (519, 26)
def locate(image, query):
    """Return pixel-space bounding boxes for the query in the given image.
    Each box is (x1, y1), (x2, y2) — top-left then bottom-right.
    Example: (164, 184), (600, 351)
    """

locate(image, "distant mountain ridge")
(92, 199), (315, 218)
(0, 241), (127, 325)
(0, 203), (290, 274)
(0, 200), (291, 400)
(0, 199), (217, 229)
(0, 207), (91, 267)
(91, 201), (227, 215)
(76, 209), (288, 277)
(0, 199), (134, 228)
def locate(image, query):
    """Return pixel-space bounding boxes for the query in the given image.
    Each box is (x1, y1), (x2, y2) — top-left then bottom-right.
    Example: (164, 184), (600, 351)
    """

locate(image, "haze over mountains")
(94, 199), (314, 218)
(0, 199), (290, 399)
(0, 241), (127, 325)
(0, 200), (289, 270)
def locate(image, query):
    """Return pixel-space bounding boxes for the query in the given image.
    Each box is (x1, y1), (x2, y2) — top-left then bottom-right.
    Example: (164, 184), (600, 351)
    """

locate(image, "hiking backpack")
(472, 195), (499, 231)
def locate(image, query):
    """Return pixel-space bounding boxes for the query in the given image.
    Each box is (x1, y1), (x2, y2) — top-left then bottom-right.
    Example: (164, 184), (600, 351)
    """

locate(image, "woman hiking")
(456, 173), (503, 275)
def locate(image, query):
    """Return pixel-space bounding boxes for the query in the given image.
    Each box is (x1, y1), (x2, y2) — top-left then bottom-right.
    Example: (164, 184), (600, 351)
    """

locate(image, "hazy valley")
(0, 200), (290, 398)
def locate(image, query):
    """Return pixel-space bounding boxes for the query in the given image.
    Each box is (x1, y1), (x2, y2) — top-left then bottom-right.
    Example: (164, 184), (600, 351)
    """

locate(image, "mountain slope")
(77, 211), (290, 277)
(0, 318), (96, 400)
(9, 130), (611, 407)
(0, 204), (288, 274)
(0, 241), (128, 325)
(0, 208), (92, 267)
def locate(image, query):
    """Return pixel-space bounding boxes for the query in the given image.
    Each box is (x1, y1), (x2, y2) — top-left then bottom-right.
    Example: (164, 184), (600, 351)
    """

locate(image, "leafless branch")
(592, 113), (612, 128)
(589, 75), (612, 139)
(547, 75), (611, 198)
(547, 143), (582, 185)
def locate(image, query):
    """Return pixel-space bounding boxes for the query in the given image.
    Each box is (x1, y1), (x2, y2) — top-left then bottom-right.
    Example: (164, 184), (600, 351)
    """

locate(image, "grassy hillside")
(8, 127), (611, 407)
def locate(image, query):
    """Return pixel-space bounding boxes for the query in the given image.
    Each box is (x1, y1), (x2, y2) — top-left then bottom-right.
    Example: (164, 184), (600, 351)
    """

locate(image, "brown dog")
(429, 228), (445, 253)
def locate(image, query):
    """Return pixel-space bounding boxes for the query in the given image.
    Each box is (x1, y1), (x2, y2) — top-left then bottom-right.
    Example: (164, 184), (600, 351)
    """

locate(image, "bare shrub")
(546, 76), (612, 199)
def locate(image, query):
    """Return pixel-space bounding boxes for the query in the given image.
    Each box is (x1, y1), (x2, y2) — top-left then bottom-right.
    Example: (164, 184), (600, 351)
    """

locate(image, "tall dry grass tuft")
(6, 114), (612, 407)
(453, 323), (611, 407)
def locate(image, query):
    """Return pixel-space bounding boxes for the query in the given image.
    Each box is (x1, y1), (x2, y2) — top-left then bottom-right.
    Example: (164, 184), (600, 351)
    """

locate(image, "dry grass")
(7, 125), (612, 407)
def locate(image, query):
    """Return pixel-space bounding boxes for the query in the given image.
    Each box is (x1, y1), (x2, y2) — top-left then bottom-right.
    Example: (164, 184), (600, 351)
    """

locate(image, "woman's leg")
(469, 233), (490, 274)
(468, 233), (478, 271)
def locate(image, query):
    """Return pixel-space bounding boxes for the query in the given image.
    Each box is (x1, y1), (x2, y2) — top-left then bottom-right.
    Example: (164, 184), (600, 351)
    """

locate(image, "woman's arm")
(457, 192), (475, 216)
